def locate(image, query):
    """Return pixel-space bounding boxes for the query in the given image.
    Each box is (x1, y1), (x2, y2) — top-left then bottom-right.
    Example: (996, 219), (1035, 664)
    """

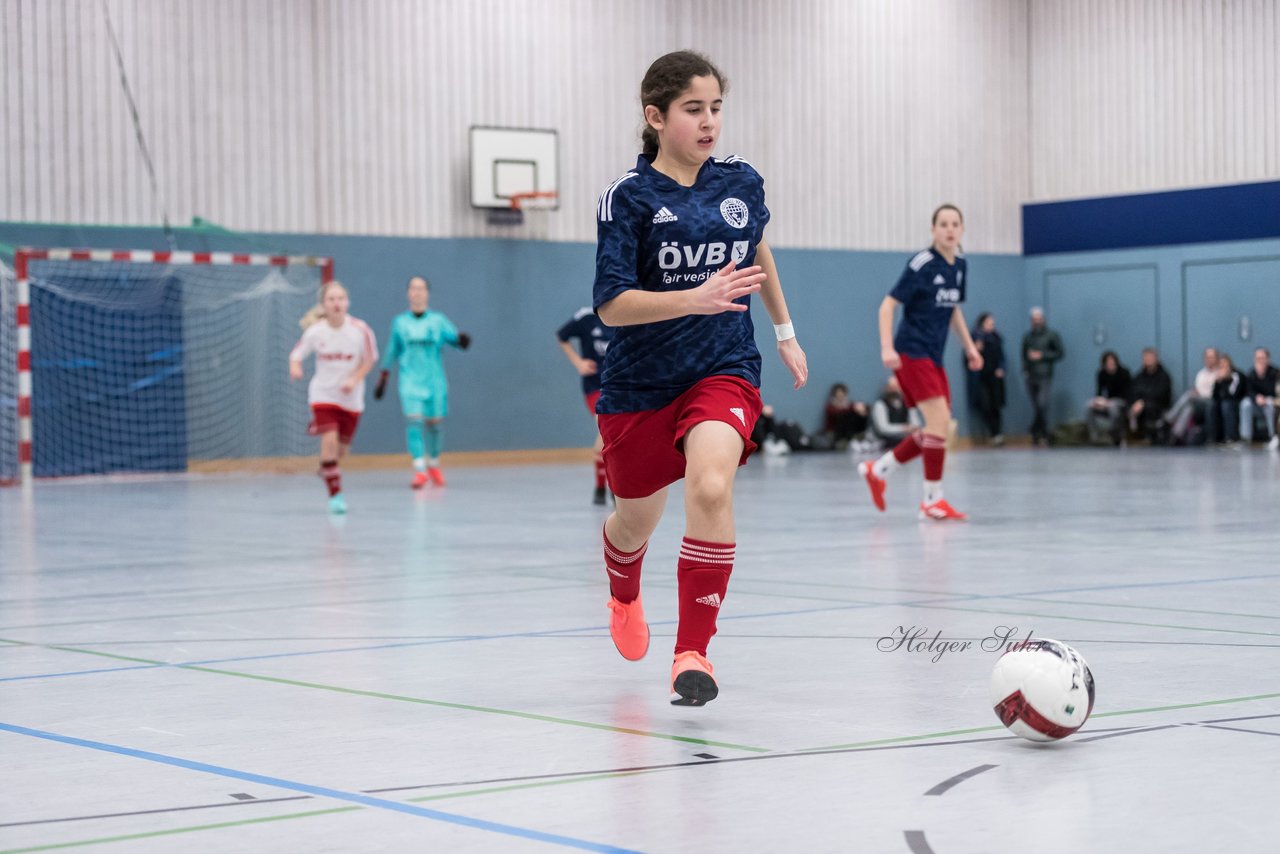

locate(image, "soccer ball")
(990, 639), (1095, 742)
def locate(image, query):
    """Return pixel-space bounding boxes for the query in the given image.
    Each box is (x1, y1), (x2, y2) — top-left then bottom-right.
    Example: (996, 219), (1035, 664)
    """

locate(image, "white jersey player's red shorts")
(309, 404), (360, 444)
(598, 375), (762, 500)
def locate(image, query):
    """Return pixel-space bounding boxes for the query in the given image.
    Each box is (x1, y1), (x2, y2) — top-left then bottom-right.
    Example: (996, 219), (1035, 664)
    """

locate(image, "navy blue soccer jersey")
(889, 248), (967, 366)
(592, 154), (770, 413)
(556, 306), (614, 395)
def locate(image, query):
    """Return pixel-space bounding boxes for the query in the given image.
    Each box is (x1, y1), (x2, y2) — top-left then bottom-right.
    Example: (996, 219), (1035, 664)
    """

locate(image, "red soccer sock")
(893, 431), (925, 464)
(603, 526), (647, 604)
(320, 460), (341, 497)
(922, 433), (947, 481)
(675, 537), (735, 656)
(594, 453), (607, 490)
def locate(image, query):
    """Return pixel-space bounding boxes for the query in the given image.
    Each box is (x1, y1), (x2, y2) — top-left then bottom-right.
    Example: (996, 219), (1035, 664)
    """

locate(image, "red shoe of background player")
(856, 461), (887, 512)
(919, 498), (967, 521)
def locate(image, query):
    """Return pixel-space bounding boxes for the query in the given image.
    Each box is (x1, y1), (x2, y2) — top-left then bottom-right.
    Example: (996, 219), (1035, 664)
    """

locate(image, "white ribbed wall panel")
(674, 0), (1029, 252)
(6, 1), (1273, 250)
(1029, 0), (1280, 201)
(309, 0), (673, 241)
(6, 0), (1034, 249)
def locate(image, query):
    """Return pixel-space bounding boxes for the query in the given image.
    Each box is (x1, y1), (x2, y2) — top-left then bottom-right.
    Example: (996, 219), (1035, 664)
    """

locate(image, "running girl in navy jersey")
(857, 205), (982, 520)
(594, 51), (808, 706)
(556, 307), (615, 504)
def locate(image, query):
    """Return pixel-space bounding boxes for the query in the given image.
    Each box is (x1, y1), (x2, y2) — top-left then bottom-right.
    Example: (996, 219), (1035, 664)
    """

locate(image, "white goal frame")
(5, 247), (334, 487)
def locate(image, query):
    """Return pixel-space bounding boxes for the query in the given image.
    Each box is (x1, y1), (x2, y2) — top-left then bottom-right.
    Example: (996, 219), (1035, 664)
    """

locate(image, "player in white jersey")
(289, 281), (378, 514)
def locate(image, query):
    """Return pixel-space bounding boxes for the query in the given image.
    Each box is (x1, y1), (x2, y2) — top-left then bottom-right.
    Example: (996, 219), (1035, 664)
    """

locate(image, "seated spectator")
(1241, 347), (1279, 450)
(871, 376), (923, 449)
(1164, 346), (1218, 444)
(1206, 354), (1247, 444)
(751, 404), (785, 456)
(1127, 347), (1173, 442)
(1084, 350), (1130, 445)
(822, 383), (870, 448)
(751, 403), (816, 455)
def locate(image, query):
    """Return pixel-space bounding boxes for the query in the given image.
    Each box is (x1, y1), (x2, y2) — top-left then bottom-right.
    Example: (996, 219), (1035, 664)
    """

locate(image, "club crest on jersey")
(720, 198), (749, 229)
(731, 241), (750, 264)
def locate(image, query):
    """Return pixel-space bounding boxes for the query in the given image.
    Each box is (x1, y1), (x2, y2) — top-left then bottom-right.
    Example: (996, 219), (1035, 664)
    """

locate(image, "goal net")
(1, 248), (332, 485)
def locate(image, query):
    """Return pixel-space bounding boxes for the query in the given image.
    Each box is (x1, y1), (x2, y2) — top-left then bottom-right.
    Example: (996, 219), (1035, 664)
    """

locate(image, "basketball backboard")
(469, 126), (559, 210)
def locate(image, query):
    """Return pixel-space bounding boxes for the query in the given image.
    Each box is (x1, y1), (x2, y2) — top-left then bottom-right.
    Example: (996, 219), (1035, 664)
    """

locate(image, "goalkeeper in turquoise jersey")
(374, 276), (471, 488)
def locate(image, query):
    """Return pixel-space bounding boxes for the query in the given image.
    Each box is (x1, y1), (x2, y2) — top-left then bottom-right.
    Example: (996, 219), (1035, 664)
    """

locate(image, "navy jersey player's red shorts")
(895, 354), (951, 408)
(598, 375), (762, 499)
(309, 404), (361, 444)
(584, 389), (602, 415)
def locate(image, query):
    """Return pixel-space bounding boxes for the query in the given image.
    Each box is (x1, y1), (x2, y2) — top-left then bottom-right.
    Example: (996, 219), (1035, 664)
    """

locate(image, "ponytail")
(298, 304), (325, 330)
(641, 126), (660, 160)
(300, 280), (346, 329)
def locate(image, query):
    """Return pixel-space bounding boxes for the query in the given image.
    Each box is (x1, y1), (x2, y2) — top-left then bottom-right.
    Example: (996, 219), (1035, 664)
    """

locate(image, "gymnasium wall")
(1024, 237), (1280, 428)
(1028, 0), (1280, 203)
(0, 220), (1027, 453)
(2, 0), (1028, 251)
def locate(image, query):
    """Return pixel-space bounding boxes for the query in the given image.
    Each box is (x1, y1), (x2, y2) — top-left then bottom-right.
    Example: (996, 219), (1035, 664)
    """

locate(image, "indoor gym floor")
(2, 447), (1278, 853)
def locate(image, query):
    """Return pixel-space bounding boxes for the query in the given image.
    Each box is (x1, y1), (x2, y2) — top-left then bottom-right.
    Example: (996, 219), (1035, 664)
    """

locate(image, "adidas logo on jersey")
(695, 593), (722, 608)
(933, 274), (946, 285)
(652, 206), (679, 223)
(730, 407), (746, 426)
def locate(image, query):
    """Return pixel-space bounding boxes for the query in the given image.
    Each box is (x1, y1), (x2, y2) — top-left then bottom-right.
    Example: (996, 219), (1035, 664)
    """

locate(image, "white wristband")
(774, 322), (795, 342)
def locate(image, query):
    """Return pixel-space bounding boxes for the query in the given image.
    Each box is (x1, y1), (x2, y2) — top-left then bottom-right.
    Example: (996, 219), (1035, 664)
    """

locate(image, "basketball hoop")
(485, 191), (558, 226)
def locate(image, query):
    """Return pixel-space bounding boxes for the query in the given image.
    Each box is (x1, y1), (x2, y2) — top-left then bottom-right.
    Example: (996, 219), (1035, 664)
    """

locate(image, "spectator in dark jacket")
(1021, 307), (1064, 446)
(1127, 347), (1173, 442)
(871, 376), (923, 449)
(1241, 347), (1278, 449)
(1206, 354), (1248, 444)
(1085, 351), (1130, 445)
(970, 312), (1007, 446)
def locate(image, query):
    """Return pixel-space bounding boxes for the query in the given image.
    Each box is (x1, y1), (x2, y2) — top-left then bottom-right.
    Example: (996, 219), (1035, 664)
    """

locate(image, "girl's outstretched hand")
(779, 338), (808, 389)
(687, 260), (765, 315)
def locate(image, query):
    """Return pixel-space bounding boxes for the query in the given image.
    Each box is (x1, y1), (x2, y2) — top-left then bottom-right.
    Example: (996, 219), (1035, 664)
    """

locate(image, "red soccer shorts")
(895, 354), (951, 408)
(309, 404), (361, 444)
(598, 375), (763, 500)
(584, 389), (602, 415)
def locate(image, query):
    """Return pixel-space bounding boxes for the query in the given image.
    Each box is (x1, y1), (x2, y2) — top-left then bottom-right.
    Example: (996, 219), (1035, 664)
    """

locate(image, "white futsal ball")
(989, 639), (1095, 742)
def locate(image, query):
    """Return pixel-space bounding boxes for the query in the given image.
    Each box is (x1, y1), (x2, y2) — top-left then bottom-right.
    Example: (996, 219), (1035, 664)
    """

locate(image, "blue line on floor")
(0, 722), (641, 854)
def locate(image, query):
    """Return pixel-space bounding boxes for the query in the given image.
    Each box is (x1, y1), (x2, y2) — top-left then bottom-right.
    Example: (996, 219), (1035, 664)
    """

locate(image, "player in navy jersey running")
(857, 204), (983, 520)
(556, 307), (615, 504)
(594, 51), (808, 706)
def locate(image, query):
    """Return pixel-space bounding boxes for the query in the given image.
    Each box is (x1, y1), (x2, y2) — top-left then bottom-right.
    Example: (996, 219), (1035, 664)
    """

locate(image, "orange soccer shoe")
(670, 651), (718, 707)
(919, 498), (968, 521)
(856, 461), (887, 512)
(427, 467), (446, 487)
(606, 596), (649, 661)
(411, 471), (429, 490)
